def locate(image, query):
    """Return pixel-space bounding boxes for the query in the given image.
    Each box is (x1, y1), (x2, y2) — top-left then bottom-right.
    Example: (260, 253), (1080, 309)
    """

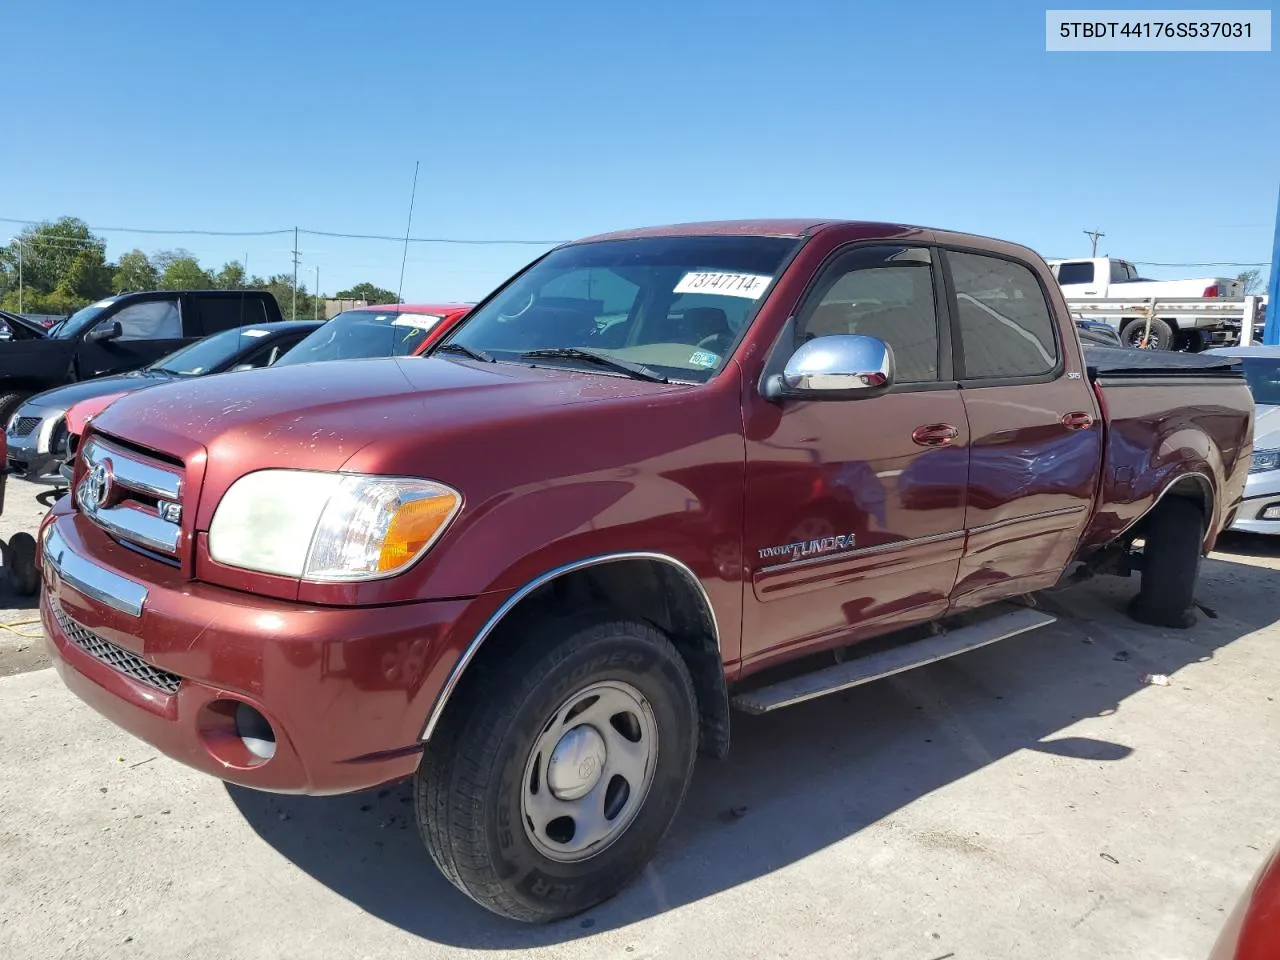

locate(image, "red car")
(57, 303), (470, 480)
(39, 220), (1253, 922)
(1211, 841), (1280, 959)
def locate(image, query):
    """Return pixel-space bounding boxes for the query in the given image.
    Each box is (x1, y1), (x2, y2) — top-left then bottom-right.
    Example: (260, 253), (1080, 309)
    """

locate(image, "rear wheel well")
(430, 557), (730, 759)
(1133, 473), (1214, 545)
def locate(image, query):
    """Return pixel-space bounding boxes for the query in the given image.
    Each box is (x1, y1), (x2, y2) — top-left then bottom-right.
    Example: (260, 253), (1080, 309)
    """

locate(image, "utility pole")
(1265, 187), (1280, 345)
(1084, 228), (1105, 257)
(291, 227), (300, 319)
(12, 240), (21, 314)
(314, 266), (320, 321)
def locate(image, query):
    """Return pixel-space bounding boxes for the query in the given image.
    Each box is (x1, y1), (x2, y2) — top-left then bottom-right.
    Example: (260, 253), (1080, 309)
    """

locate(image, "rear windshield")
(438, 235), (801, 383)
(1240, 357), (1280, 406)
(273, 311), (443, 366)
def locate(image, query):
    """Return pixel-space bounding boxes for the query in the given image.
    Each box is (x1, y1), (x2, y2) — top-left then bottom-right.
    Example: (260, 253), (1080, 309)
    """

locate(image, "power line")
(0, 215), (563, 246)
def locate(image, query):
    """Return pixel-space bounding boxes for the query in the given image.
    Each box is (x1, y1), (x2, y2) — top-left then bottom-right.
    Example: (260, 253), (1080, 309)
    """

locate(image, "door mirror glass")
(765, 334), (894, 401)
(85, 320), (123, 343)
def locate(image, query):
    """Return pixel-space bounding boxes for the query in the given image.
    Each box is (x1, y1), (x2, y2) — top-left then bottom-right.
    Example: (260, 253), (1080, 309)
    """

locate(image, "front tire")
(1129, 498), (1204, 628)
(415, 612), (698, 923)
(6, 532), (39, 596)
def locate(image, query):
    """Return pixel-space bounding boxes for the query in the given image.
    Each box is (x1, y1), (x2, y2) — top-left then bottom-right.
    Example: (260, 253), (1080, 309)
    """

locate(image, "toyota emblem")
(79, 459), (114, 512)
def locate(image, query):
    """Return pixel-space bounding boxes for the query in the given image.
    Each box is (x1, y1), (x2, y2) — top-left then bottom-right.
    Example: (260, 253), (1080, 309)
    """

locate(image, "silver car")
(1206, 345), (1280, 534)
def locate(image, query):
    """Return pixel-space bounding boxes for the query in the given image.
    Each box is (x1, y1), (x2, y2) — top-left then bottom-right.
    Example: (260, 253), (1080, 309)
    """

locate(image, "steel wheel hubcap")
(521, 679), (658, 863)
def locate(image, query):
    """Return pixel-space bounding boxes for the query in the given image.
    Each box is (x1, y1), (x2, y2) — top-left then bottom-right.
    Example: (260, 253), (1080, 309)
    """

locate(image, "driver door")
(740, 244), (970, 665)
(75, 296), (187, 378)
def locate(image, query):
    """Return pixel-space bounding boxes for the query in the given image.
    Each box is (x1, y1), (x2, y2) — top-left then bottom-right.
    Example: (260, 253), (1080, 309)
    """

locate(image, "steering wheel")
(499, 292), (535, 321)
(695, 333), (726, 353)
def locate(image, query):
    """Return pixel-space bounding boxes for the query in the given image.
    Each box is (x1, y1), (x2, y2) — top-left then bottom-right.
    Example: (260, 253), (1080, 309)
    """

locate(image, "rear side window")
(1110, 260), (1135, 282)
(1056, 261), (1093, 285)
(196, 295), (268, 334)
(949, 251), (1058, 380)
(109, 299), (182, 340)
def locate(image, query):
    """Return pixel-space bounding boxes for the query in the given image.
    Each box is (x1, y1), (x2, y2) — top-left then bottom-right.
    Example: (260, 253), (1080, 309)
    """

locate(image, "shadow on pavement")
(228, 553), (1278, 948)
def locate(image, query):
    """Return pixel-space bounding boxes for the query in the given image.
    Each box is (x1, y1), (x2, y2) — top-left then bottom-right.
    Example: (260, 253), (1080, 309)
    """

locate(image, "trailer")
(1064, 295), (1266, 351)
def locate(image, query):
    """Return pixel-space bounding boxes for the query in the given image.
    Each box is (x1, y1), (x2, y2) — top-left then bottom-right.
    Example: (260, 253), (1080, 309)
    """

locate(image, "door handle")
(911, 423), (959, 447)
(1061, 411), (1094, 431)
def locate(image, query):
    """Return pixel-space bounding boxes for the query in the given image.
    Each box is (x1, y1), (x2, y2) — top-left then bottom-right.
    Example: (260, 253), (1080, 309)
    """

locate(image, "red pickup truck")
(38, 220), (1253, 923)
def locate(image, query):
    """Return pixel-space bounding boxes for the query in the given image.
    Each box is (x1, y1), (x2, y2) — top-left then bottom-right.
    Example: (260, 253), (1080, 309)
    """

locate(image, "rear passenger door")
(741, 244), (970, 664)
(75, 296), (186, 378)
(944, 248), (1102, 611)
(191, 294), (270, 336)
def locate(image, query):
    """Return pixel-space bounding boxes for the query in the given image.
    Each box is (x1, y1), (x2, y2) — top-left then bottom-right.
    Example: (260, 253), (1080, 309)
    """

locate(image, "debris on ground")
(1113, 651), (1131, 662)
(1100, 853), (1120, 864)
(1143, 674), (1171, 686)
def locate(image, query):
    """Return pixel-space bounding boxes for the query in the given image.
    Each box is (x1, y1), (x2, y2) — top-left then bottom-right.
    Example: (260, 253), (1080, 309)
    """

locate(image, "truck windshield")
(50, 298), (119, 339)
(272, 311), (443, 366)
(437, 235), (801, 383)
(1240, 358), (1280, 406)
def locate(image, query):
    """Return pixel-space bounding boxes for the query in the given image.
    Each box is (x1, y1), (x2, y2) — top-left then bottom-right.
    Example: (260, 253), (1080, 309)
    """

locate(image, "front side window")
(1056, 261), (1094, 285)
(105, 299), (182, 341)
(949, 251), (1058, 380)
(441, 236), (800, 383)
(794, 246), (940, 384)
(273, 311), (442, 366)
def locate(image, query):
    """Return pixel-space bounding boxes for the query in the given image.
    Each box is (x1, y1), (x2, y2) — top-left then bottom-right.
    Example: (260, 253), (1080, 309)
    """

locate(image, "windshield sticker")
(688, 349), (719, 369)
(392, 314), (443, 331)
(91, 298), (116, 308)
(242, 329), (270, 337)
(673, 271), (771, 300)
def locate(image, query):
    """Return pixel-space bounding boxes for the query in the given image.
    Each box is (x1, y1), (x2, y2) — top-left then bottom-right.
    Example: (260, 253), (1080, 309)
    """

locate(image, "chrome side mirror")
(764, 334), (894, 401)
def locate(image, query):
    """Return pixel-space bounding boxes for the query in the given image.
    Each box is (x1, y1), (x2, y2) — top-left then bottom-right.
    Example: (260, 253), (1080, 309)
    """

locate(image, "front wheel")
(415, 612), (698, 922)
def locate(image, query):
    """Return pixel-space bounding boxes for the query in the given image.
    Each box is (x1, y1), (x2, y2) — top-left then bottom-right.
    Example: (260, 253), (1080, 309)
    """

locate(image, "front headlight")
(1249, 448), (1280, 475)
(208, 470), (462, 581)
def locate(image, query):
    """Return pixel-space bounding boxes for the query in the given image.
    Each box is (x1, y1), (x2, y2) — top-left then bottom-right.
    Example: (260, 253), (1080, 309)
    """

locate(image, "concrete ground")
(0, 480), (1277, 960)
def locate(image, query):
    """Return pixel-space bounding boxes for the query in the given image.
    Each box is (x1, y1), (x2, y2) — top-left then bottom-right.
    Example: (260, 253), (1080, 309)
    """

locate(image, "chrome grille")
(10, 416), (40, 438)
(51, 598), (182, 694)
(77, 438), (184, 561)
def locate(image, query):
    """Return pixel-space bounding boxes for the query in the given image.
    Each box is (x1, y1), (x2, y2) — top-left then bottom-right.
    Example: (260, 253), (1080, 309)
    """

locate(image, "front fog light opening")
(1261, 504), (1280, 521)
(234, 702), (277, 760)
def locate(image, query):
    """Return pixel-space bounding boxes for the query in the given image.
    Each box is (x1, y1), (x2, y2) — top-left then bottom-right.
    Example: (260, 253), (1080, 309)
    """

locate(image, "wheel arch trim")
(419, 551), (721, 743)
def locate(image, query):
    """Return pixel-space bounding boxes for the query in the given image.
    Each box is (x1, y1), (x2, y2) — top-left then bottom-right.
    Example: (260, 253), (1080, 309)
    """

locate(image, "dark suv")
(0, 289), (284, 422)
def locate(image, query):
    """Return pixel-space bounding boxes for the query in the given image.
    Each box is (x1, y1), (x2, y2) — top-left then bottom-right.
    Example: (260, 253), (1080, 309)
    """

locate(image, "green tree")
(58, 249), (113, 301)
(10, 217), (108, 296)
(157, 251), (213, 290)
(1237, 269), (1263, 295)
(215, 261), (246, 290)
(113, 249), (159, 293)
(334, 281), (399, 305)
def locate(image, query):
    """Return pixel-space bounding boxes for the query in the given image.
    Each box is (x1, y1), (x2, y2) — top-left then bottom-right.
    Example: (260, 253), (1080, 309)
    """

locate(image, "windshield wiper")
(435, 341), (493, 363)
(520, 348), (668, 383)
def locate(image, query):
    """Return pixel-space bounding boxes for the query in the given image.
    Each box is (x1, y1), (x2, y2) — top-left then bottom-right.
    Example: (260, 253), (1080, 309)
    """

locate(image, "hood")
(24, 372), (155, 414)
(0, 311), (49, 339)
(66, 390), (133, 436)
(91, 355), (691, 478)
(1255, 404), (1280, 450)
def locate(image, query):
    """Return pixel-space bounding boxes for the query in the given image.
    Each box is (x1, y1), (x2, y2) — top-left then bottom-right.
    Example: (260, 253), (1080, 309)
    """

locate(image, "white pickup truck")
(1049, 257), (1248, 351)
(1048, 257), (1243, 300)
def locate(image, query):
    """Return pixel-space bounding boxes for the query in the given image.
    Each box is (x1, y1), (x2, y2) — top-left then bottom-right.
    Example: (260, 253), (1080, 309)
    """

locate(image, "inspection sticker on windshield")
(242, 329), (270, 337)
(688, 349), (719, 369)
(673, 271), (771, 300)
(392, 314), (442, 331)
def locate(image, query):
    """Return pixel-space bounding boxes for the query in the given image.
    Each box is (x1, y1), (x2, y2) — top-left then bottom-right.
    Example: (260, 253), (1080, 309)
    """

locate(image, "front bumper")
(40, 510), (486, 795)
(6, 405), (66, 485)
(1228, 470), (1280, 535)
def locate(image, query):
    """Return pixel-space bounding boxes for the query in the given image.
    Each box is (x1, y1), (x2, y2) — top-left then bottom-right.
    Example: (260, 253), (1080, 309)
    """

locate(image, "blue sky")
(5, 0), (1276, 302)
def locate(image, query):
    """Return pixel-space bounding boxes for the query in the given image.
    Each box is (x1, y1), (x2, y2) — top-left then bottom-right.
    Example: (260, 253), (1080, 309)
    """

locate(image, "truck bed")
(1079, 346), (1252, 553)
